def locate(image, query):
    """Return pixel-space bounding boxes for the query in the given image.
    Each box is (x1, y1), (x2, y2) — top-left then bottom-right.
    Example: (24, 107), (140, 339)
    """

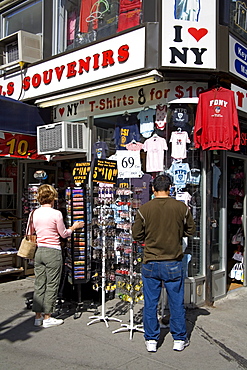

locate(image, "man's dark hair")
(153, 174), (172, 192)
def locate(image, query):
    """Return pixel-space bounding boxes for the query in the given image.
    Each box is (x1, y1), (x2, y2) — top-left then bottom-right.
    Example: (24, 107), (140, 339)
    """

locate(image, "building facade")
(0, 0), (246, 306)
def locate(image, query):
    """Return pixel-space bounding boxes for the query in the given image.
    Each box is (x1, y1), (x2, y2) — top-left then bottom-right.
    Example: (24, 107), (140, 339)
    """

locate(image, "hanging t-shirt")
(132, 173), (152, 205)
(194, 87), (240, 151)
(155, 104), (167, 130)
(97, 0), (119, 38)
(170, 131), (190, 159)
(212, 164), (221, 198)
(168, 162), (190, 188)
(187, 168), (201, 185)
(125, 141), (144, 151)
(137, 108), (156, 138)
(176, 191), (192, 206)
(79, 0), (98, 33)
(117, 0), (142, 32)
(114, 115), (140, 150)
(92, 141), (108, 159)
(117, 178), (130, 188)
(172, 108), (189, 128)
(143, 135), (168, 172)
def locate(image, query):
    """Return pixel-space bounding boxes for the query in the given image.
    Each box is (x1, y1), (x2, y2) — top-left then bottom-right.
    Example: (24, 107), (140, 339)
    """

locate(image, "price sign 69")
(117, 151), (142, 179)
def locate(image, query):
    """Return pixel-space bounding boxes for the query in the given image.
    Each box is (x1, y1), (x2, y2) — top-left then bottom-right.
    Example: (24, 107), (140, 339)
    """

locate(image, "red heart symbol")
(188, 28), (208, 42)
(59, 108), (65, 117)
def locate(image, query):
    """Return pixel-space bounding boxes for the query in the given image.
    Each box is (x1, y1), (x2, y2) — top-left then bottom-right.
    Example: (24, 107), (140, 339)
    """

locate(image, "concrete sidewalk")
(0, 276), (246, 370)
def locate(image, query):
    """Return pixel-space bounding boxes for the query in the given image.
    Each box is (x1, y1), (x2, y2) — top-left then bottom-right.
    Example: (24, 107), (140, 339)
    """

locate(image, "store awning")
(0, 95), (50, 135)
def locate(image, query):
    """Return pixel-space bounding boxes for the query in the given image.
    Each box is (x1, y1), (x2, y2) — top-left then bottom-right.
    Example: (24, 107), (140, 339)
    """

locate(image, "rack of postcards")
(20, 183), (41, 275)
(88, 184), (144, 338)
(21, 184), (41, 235)
(65, 186), (91, 286)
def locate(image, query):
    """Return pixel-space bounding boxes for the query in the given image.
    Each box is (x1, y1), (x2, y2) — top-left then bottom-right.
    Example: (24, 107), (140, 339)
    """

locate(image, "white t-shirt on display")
(143, 135), (168, 172)
(170, 131), (190, 159)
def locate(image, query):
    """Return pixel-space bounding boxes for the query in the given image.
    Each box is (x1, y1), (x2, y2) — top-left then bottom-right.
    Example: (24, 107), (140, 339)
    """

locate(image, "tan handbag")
(17, 211), (37, 259)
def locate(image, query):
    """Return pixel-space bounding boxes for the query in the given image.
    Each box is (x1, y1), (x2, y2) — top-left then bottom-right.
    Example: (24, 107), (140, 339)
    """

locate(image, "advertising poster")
(162, 0), (216, 69)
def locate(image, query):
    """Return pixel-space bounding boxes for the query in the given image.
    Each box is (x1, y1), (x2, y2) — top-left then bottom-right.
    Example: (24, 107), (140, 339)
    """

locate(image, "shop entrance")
(227, 156), (246, 291)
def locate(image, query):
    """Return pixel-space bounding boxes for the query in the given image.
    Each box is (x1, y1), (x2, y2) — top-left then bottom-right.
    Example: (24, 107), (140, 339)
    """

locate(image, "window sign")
(162, 0), (216, 69)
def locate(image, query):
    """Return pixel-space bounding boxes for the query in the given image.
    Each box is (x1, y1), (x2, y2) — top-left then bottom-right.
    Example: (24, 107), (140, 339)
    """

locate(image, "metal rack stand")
(87, 204), (122, 327)
(112, 202), (144, 339)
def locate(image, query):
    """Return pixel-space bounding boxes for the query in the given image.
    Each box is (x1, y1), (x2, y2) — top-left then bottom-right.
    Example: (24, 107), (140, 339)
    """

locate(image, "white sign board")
(53, 81), (207, 121)
(117, 151), (142, 178)
(162, 0), (216, 69)
(0, 28), (146, 101)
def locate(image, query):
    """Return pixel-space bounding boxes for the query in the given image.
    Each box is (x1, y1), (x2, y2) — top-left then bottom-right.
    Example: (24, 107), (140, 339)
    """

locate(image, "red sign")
(0, 131), (46, 159)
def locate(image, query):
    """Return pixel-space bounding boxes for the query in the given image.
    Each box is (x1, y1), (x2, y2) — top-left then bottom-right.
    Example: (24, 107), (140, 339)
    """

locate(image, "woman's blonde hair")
(36, 184), (58, 205)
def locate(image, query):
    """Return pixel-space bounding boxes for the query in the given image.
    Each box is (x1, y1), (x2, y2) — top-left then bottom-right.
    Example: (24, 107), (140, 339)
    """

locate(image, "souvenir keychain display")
(88, 184), (145, 338)
(112, 185), (144, 340)
(87, 185), (122, 327)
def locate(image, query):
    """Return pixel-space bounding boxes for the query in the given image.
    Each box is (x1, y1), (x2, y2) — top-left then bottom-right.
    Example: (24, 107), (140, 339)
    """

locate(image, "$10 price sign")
(93, 159), (118, 184)
(117, 151), (142, 179)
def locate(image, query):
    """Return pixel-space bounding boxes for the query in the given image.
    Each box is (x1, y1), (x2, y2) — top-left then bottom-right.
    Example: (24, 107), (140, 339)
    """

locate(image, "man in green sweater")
(132, 174), (195, 353)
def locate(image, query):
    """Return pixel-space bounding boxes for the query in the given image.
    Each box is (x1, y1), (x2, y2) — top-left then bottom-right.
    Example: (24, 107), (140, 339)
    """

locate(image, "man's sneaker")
(145, 340), (157, 352)
(43, 317), (64, 328)
(34, 317), (43, 326)
(173, 338), (190, 351)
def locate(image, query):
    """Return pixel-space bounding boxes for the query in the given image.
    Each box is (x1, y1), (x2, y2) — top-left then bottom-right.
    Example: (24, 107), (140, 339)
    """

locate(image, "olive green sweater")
(132, 197), (196, 263)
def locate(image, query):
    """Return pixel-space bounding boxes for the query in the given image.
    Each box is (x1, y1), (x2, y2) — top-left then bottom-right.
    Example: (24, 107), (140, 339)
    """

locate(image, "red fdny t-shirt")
(194, 87), (240, 151)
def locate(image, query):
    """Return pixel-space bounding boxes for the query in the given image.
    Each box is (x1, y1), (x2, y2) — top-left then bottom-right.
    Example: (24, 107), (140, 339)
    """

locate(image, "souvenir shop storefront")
(1, 81), (247, 306)
(0, 18), (246, 306)
(31, 79), (247, 307)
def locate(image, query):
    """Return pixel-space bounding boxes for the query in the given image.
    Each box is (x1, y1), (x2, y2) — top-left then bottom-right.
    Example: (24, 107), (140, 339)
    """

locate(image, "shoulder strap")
(26, 210), (35, 235)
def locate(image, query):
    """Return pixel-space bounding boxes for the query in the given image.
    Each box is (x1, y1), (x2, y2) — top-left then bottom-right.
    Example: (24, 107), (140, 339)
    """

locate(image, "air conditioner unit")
(0, 30), (42, 69)
(37, 122), (88, 155)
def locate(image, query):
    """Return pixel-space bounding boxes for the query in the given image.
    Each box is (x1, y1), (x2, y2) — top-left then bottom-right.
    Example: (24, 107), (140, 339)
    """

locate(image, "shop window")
(166, 104), (203, 277)
(211, 151), (223, 272)
(93, 104), (203, 278)
(229, 0), (247, 42)
(227, 157), (245, 289)
(56, 0), (143, 54)
(1, 0), (43, 37)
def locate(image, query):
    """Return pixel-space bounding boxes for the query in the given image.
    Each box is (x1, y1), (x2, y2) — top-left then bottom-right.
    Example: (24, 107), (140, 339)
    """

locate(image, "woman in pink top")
(29, 184), (84, 328)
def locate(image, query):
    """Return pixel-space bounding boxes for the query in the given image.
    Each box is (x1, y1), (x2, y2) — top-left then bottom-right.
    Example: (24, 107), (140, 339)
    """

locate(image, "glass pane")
(211, 151), (222, 271)
(4, 0), (42, 36)
(229, 0), (247, 43)
(227, 157), (245, 287)
(57, 0), (143, 53)
(165, 104), (203, 277)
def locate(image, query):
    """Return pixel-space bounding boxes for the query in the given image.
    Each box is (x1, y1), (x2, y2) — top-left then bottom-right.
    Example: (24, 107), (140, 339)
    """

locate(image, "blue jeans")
(142, 260), (187, 341)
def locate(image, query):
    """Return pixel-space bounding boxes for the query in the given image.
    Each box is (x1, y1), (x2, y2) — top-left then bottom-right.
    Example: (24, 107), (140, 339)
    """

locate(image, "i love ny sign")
(162, 0), (216, 69)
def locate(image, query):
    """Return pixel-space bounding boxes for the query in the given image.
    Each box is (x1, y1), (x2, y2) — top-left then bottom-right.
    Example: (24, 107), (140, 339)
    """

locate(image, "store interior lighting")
(35, 69), (163, 108)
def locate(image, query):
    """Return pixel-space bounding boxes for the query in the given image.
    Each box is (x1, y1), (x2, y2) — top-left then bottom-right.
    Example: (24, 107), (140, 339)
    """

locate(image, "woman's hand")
(70, 221), (84, 231)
